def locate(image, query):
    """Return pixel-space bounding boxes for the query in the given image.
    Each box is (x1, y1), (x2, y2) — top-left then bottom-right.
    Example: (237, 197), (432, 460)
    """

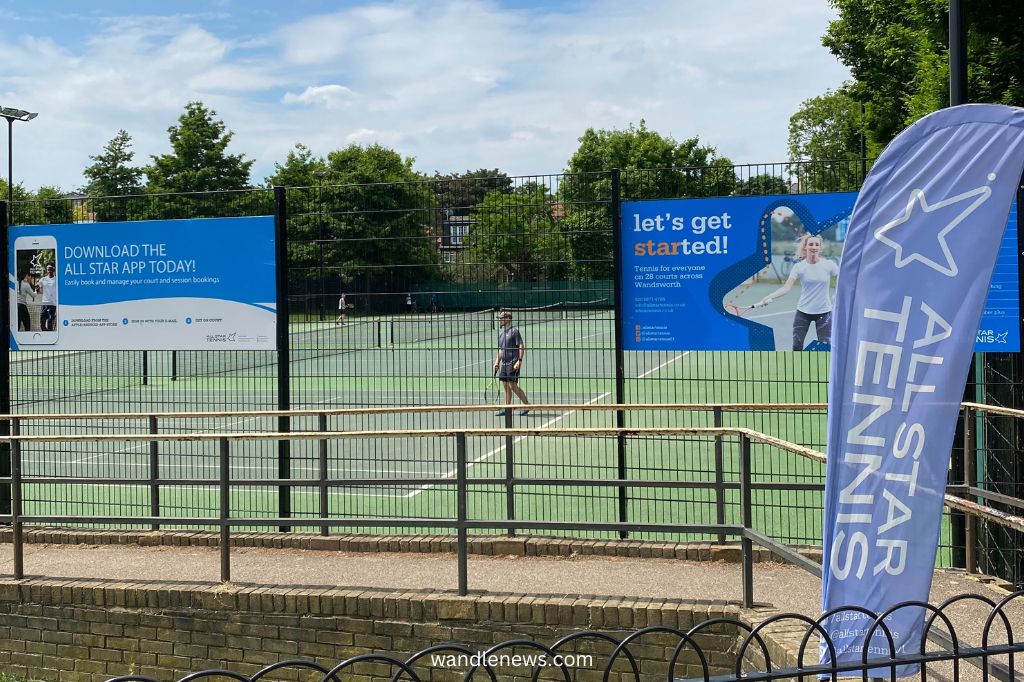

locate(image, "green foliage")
(33, 186), (75, 224)
(268, 143), (439, 294)
(465, 186), (570, 283)
(83, 130), (144, 221)
(561, 121), (729, 279)
(434, 168), (512, 211)
(823, 0), (1024, 147)
(788, 86), (869, 161)
(786, 85), (874, 191)
(0, 178), (32, 204)
(84, 130), (144, 197)
(146, 101), (253, 194)
(734, 174), (790, 196)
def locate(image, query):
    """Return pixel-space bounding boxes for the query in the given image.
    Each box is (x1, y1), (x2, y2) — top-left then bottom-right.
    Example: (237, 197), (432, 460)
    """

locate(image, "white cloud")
(282, 85), (357, 109)
(0, 0), (849, 192)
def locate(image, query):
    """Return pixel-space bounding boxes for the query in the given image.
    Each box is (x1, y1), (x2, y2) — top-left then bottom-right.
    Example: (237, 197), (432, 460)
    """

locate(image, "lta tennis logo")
(821, 104), (1024, 675)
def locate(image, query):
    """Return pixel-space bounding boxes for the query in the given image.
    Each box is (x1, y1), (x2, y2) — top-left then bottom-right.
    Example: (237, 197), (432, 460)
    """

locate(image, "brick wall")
(0, 579), (759, 682)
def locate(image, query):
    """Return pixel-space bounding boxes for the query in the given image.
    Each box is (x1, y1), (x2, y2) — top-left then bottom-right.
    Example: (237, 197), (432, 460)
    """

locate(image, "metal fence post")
(713, 406), (726, 543)
(149, 416), (160, 532)
(611, 168), (628, 540)
(11, 418), (22, 579)
(142, 351), (149, 386)
(319, 412), (329, 536)
(219, 436), (231, 583)
(963, 405), (977, 574)
(274, 185), (292, 531)
(457, 432), (468, 596)
(504, 410), (515, 537)
(739, 433), (754, 608)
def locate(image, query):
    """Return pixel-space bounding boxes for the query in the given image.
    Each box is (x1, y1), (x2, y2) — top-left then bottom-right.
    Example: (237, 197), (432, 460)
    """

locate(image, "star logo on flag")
(996, 331), (1009, 344)
(873, 177), (994, 277)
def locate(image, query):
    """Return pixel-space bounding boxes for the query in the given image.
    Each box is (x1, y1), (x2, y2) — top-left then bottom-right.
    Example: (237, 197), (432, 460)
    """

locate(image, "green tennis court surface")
(9, 303), (855, 548)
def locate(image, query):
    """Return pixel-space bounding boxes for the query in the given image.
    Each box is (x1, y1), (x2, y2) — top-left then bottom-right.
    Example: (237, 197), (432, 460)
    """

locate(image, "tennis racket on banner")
(725, 299), (771, 317)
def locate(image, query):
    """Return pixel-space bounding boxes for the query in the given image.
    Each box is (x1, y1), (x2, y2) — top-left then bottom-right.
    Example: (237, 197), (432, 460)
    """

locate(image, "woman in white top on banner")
(757, 234), (840, 350)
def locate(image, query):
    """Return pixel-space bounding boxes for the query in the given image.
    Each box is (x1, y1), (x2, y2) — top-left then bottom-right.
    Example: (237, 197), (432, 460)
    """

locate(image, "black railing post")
(963, 405), (977, 574)
(149, 416), (160, 531)
(456, 432), (468, 596)
(274, 185), (292, 531)
(319, 412), (329, 536)
(171, 350), (178, 381)
(11, 418), (22, 579)
(504, 410), (515, 537)
(611, 168), (628, 539)
(219, 436), (231, 583)
(142, 351), (149, 386)
(0, 201), (10, 518)
(713, 407), (726, 543)
(739, 433), (754, 608)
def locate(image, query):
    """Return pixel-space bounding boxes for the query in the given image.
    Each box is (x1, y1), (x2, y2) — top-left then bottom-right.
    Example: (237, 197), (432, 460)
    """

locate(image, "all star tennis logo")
(873, 173), (996, 277)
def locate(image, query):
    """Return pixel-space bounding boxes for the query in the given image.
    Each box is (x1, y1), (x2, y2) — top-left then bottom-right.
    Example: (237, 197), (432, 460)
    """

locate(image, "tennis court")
(8, 300), (843, 545)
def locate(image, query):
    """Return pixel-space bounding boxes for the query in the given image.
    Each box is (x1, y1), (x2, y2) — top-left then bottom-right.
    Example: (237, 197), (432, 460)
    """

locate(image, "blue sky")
(0, 1), (850, 192)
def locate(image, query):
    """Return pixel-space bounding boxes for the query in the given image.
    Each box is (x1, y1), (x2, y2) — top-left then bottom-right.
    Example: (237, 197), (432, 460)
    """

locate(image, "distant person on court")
(336, 293), (347, 325)
(39, 263), (58, 331)
(758, 234), (839, 350)
(405, 293), (414, 314)
(430, 292), (439, 313)
(493, 310), (531, 417)
(17, 271), (38, 331)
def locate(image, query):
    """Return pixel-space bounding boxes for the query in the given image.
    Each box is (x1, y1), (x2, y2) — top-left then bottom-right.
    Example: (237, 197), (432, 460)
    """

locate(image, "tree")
(822, 0), (1024, 147)
(465, 186), (569, 283)
(84, 130), (144, 197)
(561, 121), (730, 279)
(146, 101), (254, 194)
(433, 168), (512, 214)
(83, 130), (145, 221)
(734, 174), (790, 197)
(267, 143), (439, 307)
(787, 86), (872, 191)
(33, 186), (75, 225)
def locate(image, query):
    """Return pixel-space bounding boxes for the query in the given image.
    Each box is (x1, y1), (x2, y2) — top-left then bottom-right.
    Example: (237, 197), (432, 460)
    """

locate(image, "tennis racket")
(484, 369), (499, 403)
(725, 300), (771, 317)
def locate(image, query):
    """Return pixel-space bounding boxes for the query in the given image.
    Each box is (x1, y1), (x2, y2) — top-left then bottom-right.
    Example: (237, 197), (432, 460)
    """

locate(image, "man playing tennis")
(493, 310), (531, 417)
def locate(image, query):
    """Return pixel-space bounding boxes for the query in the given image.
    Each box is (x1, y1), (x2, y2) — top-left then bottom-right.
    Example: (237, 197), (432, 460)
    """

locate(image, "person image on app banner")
(17, 270), (38, 331)
(39, 263), (58, 331)
(757, 234), (839, 350)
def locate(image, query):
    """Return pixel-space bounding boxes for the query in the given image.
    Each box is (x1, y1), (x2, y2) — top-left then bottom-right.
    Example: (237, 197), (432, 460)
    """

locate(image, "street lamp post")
(0, 107), (39, 214)
(0, 106), (36, 519)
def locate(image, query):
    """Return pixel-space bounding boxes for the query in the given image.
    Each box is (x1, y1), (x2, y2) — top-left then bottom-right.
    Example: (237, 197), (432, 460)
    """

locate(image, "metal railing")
(2, 403), (1023, 607)
(99, 593), (1024, 682)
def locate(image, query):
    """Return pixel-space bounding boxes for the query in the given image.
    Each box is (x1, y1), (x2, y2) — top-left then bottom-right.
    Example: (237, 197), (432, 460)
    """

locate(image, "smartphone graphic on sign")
(12, 235), (59, 345)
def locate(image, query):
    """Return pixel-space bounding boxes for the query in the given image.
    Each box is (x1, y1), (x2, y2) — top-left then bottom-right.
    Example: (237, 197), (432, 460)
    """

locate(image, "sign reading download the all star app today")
(9, 216), (276, 351)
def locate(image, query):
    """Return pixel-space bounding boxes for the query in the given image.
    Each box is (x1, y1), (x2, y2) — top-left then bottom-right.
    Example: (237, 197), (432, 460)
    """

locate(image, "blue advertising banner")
(9, 216), (276, 351)
(621, 194), (1019, 352)
(821, 104), (1024, 673)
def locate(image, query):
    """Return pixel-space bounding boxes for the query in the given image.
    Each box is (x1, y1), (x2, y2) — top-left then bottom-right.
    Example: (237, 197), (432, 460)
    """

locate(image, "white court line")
(440, 360), (491, 375)
(402, 350), (690, 499)
(404, 390), (611, 499)
(638, 351), (690, 378)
